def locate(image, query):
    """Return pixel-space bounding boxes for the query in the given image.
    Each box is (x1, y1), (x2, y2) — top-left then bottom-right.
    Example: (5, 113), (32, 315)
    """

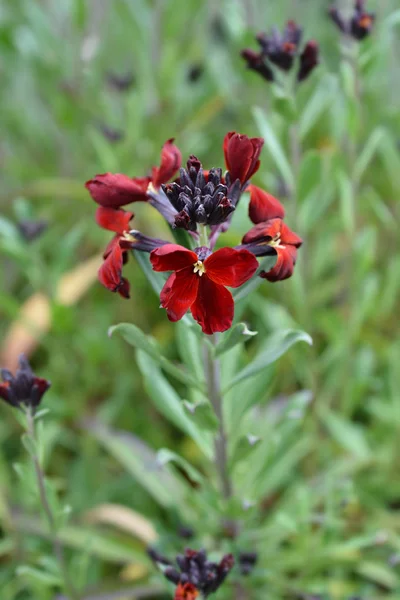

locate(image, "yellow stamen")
(268, 233), (285, 249)
(122, 231), (137, 242)
(193, 260), (206, 276)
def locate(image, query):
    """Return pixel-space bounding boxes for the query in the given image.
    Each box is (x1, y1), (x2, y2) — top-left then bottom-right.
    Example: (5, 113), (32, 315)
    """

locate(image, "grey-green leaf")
(224, 329), (312, 391)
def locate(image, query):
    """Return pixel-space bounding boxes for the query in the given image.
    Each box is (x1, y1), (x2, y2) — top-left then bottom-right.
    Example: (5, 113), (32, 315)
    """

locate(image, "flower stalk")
(24, 407), (79, 600)
(205, 335), (232, 501)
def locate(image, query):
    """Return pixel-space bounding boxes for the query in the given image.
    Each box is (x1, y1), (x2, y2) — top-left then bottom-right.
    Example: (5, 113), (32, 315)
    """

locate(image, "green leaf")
(136, 351), (213, 458)
(297, 151), (322, 202)
(253, 106), (295, 192)
(337, 170), (355, 235)
(215, 323), (257, 357)
(21, 433), (37, 458)
(298, 74), (338, 139)
(109, 323), (203, 390)
(133, 250), (165, 295)
(321, 410), (370, 460)
(224, 329), (312, 391)
(233, 256), (276, 302)
(353, 127), (385, 185)
(16, 566), (62, 587)
(157, 449), (204, 485)
(86, 420), (182, 507)
(183, 400), (219, 432)
(229, 434), (261, 468)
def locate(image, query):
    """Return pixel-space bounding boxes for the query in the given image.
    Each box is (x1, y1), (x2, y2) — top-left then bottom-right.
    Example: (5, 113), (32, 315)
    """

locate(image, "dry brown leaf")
(84, 503), (158, 545)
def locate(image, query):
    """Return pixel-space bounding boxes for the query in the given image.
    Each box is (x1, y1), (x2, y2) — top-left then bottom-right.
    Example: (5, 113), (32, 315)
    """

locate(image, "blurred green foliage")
(1, 0), (400, 598)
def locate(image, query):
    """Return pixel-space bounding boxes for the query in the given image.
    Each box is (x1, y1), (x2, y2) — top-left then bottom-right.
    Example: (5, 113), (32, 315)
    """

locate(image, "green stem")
(25, 408), (79, 600)
(204, 335), (232, 501)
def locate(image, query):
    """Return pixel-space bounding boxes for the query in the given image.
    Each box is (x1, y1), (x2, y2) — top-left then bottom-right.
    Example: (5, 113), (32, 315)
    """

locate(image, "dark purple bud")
(297, 41), (319, 82)
(241, 49), (275, 82)
(0, 355), (50, 411)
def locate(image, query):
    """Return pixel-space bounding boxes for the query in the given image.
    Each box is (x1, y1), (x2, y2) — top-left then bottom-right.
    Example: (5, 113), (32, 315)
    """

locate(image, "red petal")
(280, 221), (303, 247)
(95, 206), (133, 234)
(223, 132), (264, 185)
(98, 243), (130, 298)
(261, 246), (298, 282)
(85, 173), (150, 208)
(152, 138), (182, 188)
(204, 247), (258, 287)
(160, 269), (199, 322)
(248, 185), (285, 223)
(150, 244), (197, 272)
(191, 277), (234, 335)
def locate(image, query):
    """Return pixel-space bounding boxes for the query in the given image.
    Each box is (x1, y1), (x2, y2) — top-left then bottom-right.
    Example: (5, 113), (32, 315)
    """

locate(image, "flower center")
(122, 231), (137, 242)
(193, 260), (206, 276)
(268, 233), (285, 249)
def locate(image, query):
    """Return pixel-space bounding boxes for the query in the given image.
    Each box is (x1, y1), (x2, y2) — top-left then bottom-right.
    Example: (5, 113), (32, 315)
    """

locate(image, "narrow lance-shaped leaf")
(109, 323), (203, 391)
(215, 322), (257, 357)
(157, 449), (204, 485)
(224, 329), (312, 391)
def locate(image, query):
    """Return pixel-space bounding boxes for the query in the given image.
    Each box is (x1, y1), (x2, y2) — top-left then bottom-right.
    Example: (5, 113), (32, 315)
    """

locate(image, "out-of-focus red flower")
(96, 206), (134, 298)
(174, 582), (199, 600)
(152, 138), (182, 189)
(248, 184), (285, 223)
(223, 132), (264, 186)
(150, 244), (258, 334)
(242, 218), (302, 282)
(0, 355), (51, 410)
(85, 173), (150, 208)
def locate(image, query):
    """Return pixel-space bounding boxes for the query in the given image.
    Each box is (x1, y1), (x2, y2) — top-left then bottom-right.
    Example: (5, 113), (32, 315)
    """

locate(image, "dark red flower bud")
(152, 138), (182, 189)
(241, 49), (274, 82)
(85, 173), (150, 208)
(329, 2), (375, 41)
(223, 132), (264, 186)
(297, 40), (319, 82)
(0, 355), (51, 411)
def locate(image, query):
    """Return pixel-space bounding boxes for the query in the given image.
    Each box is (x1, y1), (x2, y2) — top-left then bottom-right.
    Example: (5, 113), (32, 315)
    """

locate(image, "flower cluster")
(241, 21), (319, 84)
(0, 355), (51, 411)
(86, 132), (302, 335)
(149, 547), (234, 599)
(329, 0), (375, 41)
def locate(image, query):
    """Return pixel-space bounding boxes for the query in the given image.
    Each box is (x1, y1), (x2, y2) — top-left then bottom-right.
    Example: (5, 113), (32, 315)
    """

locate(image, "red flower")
(174, 582), (198, 600)
(96, 206), (134, 298)
(86, 173), (150, 208)
(223, 132), (264, 186)
(242, 218), (302, 282)
(86, 139), (182, 209)
(150, 244), (258, 334)
(248, 184), (285, 224)
(152, 138), (182, 189)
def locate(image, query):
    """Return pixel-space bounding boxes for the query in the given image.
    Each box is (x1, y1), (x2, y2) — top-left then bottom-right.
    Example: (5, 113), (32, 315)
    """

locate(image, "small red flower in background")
(174, 582), (199, 600)
(0, 355), (51, 411)
(150, 244), (258, 334)
(223, 132), (264, 186)
(95, 206), (133, 298)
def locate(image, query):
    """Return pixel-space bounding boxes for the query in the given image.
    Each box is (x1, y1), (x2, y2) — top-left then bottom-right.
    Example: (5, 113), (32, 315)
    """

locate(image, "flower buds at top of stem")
(329, 0), (375, 41)
(0, 355), (51, 411)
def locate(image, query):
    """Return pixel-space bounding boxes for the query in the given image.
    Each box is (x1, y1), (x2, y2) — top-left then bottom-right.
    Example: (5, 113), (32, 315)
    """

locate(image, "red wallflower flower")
(95, 206), (134, 298)
(223, 132), (264, 186)
(86, 139), (182, 209)
(0, 355), (51, 410)
(150, 244), (258, 334)
(243, 218), (302, 282)
(174, 582), (198, 600)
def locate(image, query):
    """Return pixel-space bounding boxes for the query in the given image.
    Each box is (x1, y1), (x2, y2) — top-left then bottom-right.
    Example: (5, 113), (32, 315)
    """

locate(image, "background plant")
(1, 1), (400, 599)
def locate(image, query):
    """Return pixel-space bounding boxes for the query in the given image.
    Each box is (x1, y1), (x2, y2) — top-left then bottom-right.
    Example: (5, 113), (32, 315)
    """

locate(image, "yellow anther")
(193, 260), (206, 276)
(268, 233), (285, 249)
(122, 231), (137, 242)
